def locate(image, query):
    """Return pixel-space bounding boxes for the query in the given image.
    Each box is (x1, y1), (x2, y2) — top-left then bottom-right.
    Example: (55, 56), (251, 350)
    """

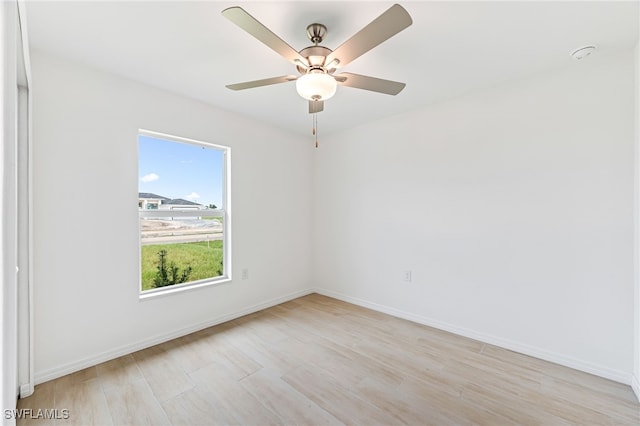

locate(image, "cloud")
(185, 192), (200, 200)
(141, 173), (159, 183)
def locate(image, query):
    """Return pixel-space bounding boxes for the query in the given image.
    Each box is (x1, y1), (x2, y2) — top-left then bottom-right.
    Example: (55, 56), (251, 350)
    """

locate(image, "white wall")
(31, 51), (313, 382)
(30, 42), (637, 387)
(314, 50), (636, 382)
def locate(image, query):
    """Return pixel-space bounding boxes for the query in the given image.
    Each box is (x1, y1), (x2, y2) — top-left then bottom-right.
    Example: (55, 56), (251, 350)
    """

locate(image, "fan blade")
(222, 7), (307, 66)
(226, 75), (297, 91)
(335, 72), (405, 95)
(309, 100), (324, 114)
(326, 4), (412, 68)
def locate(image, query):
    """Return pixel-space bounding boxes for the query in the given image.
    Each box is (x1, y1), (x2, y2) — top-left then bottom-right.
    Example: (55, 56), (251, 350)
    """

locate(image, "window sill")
(138, 276), (231, 301)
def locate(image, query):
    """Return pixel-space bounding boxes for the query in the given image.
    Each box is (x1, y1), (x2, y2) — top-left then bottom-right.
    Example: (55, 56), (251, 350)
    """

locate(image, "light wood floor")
(17, 294), (640, 425)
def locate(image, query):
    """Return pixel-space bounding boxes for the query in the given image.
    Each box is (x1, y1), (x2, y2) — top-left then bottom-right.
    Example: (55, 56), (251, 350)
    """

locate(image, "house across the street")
(138, 192), (205, 210)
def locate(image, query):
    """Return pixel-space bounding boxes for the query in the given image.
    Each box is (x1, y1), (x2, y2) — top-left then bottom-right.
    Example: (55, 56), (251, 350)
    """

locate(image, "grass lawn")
(141, 240), (223, 291)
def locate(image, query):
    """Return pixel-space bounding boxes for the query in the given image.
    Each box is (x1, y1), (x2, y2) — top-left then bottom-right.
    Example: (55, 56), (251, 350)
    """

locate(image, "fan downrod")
(306, 23), (327, 44)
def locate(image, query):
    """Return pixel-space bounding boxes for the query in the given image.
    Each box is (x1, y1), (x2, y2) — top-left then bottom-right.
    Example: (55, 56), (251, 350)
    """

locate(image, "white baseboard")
(34, 288), (314, 385)
(314, 287), (632, 385)
(632, 374), (640, 402)
(19, 383), (34, 398)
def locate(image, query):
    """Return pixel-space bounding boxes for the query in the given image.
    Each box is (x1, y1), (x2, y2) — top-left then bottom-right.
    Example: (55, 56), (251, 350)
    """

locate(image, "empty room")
(2, 0), (640, 424)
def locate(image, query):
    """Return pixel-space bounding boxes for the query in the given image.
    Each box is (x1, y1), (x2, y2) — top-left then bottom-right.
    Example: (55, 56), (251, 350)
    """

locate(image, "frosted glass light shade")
(296, 72), (337, 101)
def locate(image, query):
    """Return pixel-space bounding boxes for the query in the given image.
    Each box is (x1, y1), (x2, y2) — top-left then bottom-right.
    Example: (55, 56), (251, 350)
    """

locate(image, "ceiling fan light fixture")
(296, 72), (337, 101)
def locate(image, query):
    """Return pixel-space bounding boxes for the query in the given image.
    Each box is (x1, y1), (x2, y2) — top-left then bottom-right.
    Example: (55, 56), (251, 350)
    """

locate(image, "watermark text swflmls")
(4, 408), (70, 420)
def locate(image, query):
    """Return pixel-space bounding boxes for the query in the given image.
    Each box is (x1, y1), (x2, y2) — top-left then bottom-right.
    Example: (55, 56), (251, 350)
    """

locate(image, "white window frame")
(138, 129), (231, 299)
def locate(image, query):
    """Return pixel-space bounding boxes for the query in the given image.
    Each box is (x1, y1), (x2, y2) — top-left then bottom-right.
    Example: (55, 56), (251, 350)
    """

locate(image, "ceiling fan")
(222, 4), (413, 115)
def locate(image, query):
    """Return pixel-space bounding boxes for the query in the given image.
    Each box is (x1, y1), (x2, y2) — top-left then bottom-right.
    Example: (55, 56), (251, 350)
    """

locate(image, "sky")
(138, 134), (224, 208)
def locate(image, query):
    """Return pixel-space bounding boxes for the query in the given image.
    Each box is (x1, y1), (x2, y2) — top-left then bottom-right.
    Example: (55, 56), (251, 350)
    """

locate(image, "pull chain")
(313, 113), (319, 148)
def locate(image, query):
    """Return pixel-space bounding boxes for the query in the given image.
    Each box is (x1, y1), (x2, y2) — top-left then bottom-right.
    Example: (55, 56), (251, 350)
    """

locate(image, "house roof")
(162, 198), (201, 206)
(139, 193), (202, 206)
(138, 192), (169, 200)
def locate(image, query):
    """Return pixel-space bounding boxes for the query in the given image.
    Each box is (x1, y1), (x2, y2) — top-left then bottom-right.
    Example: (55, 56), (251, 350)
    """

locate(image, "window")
(138, 130), (230, 296)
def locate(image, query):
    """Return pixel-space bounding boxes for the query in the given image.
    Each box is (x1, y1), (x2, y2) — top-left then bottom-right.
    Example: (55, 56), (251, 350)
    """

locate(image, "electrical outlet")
(242, 268), (249, 280)
(403, 270), (412, 282)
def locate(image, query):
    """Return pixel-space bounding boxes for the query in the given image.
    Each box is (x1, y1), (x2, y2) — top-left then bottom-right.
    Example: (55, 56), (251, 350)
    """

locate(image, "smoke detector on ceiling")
(570, 45), (596, 60)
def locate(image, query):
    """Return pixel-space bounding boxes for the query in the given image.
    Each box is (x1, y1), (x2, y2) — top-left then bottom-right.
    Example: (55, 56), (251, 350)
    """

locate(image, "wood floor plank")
(538, 375), (640, 424)
(261, 311), (320, 343)
(162, 332), (221, 374)
(132, 344), (194, 402)
(203, 338), (262, 381)
(103, 378), (171, 425)
(53, 366), (97, 392)
(397, 375), (517, 425)
(223, 330), (303, 376)
(355, 376), (463, 425)
(161, 386), (241, 426)
(278, 336), (405, 390)
(96, 354), (144, 391)
(186, 362), (283, 425)
(459, 382), (575, 425)
(282, 364), (402, 425)
(239, 368), (344, 425)
(231, 311), (290, 344)
(53, 378), (113, 425)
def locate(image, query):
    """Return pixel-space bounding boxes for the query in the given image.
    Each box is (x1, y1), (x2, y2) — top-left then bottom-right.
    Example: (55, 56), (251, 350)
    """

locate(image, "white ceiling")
(25, 1), (639, 136)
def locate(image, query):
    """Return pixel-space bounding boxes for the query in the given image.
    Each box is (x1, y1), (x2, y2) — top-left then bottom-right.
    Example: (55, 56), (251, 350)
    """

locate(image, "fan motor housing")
(297, 45), (333, 73)
(306, 23), (327, 44)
